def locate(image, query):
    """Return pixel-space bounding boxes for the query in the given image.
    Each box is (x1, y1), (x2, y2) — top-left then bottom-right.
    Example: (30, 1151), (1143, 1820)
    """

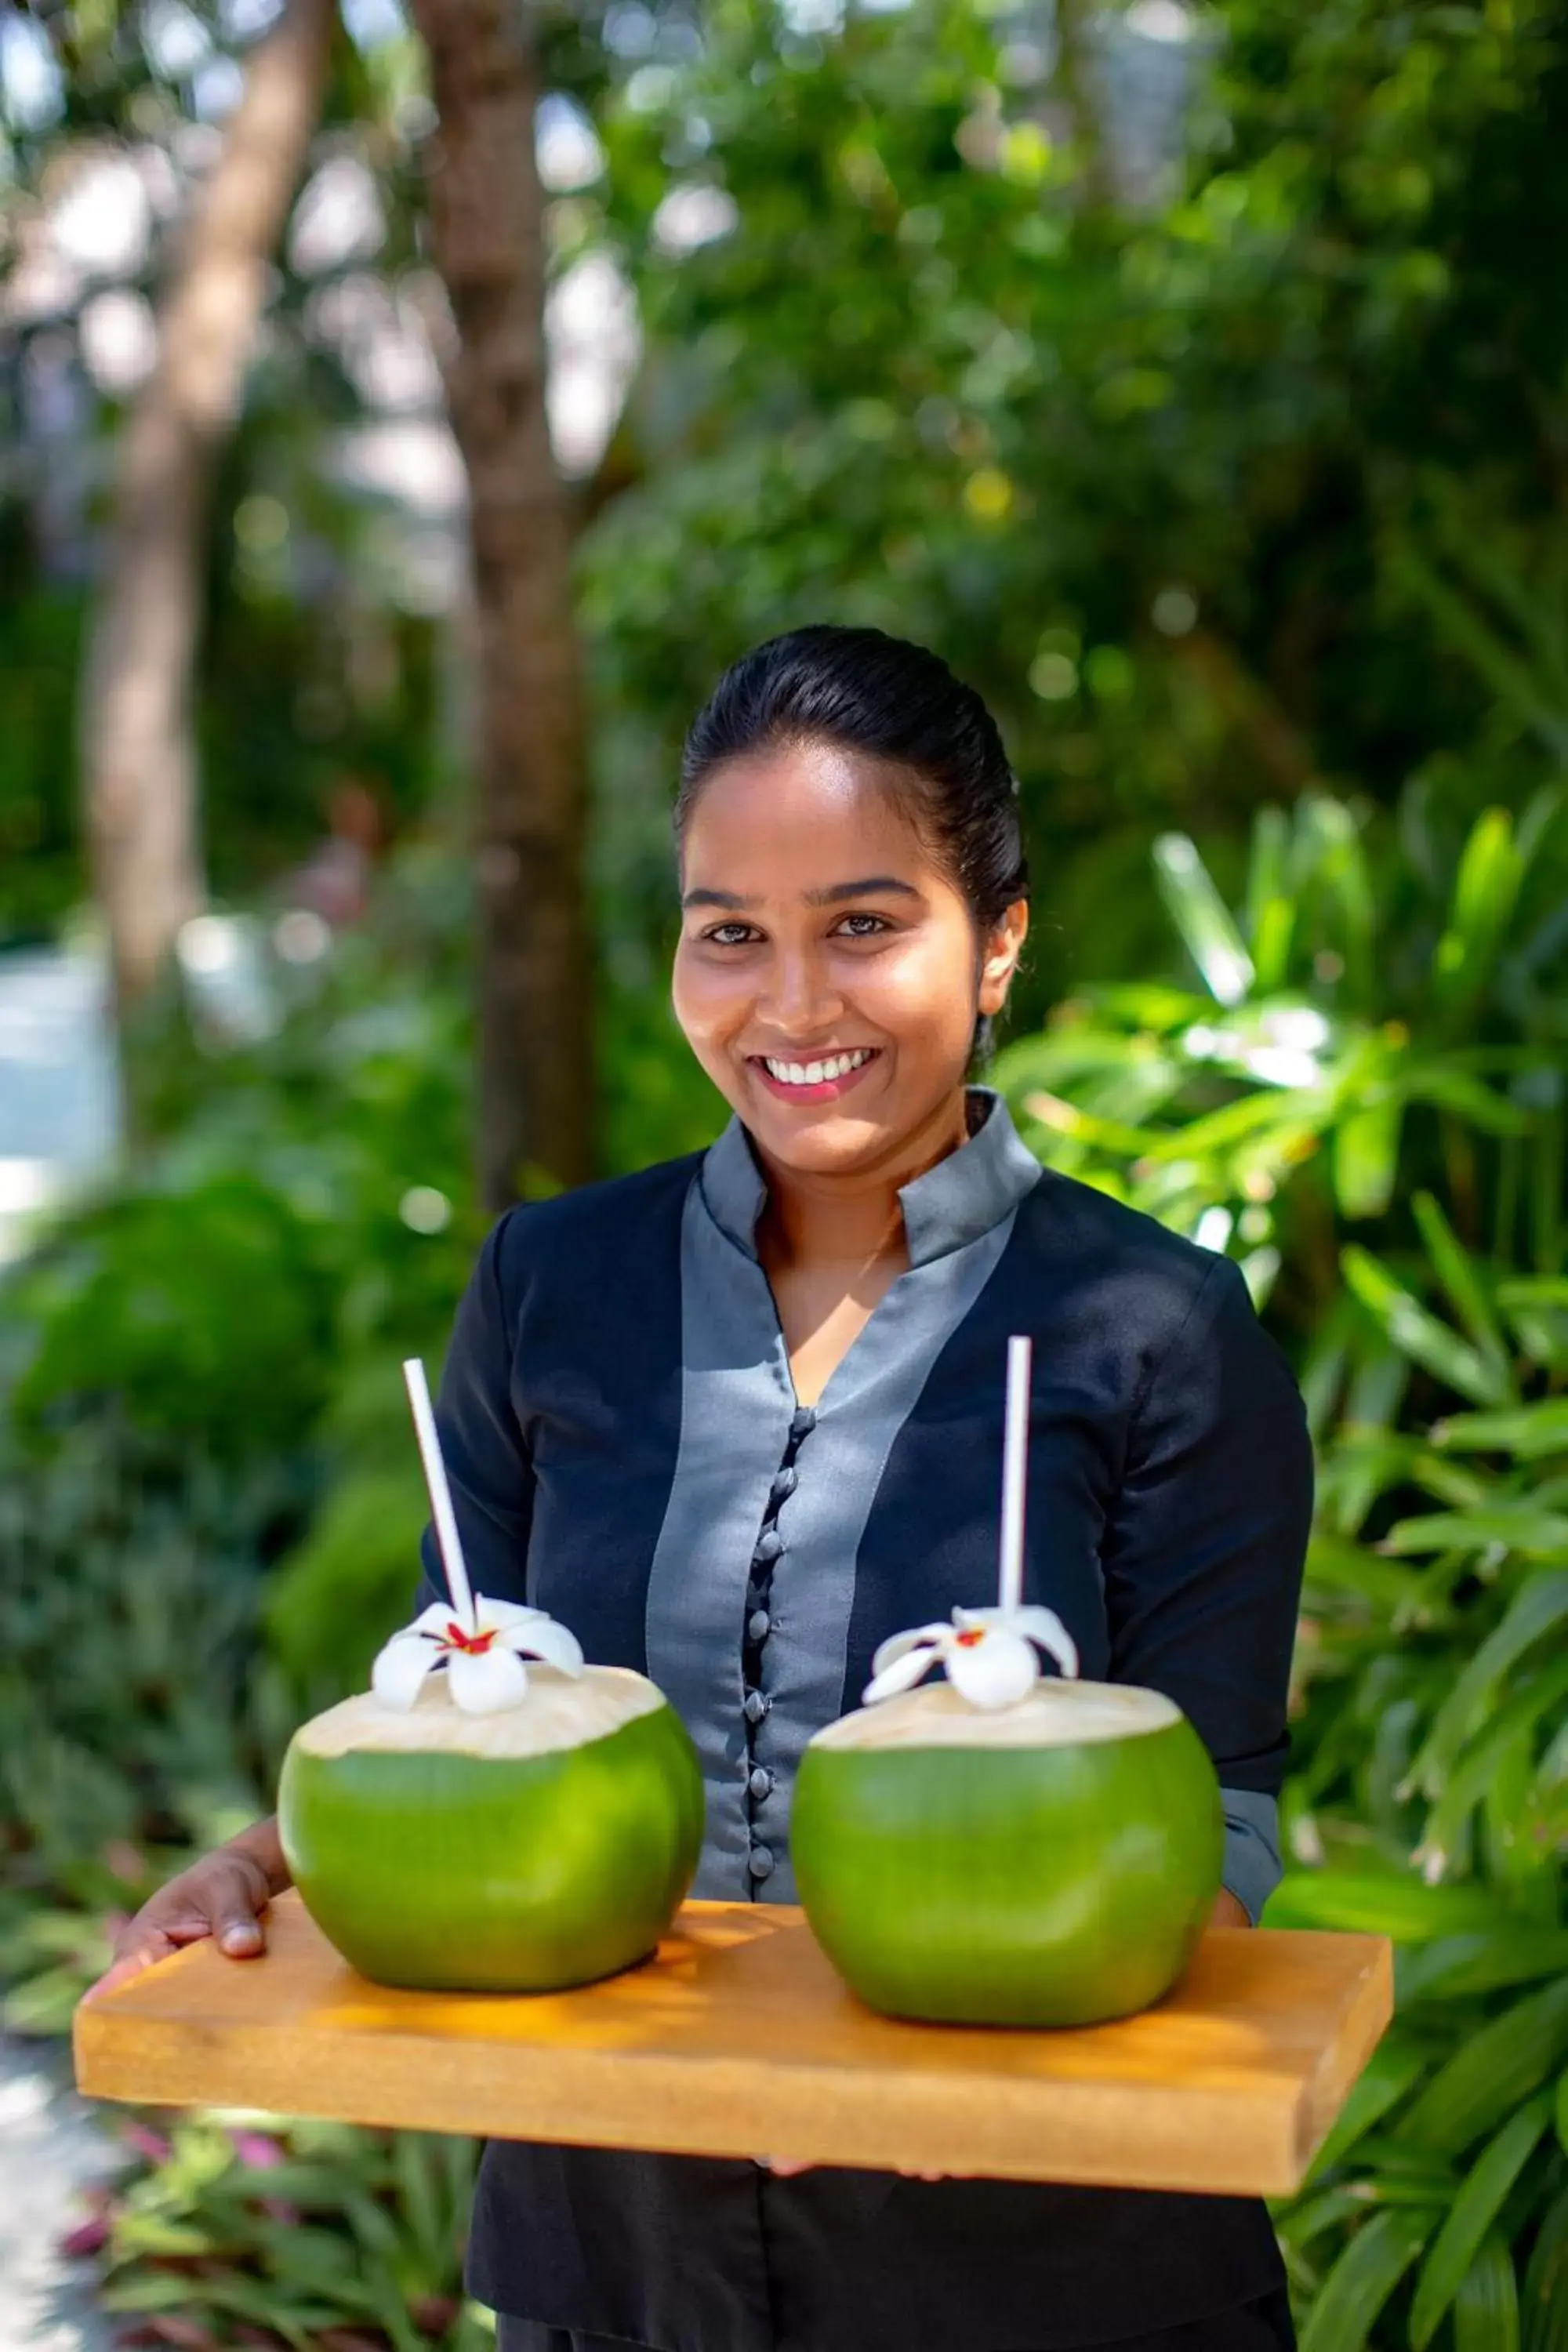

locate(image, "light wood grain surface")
(74, 1892), (1391, 2195)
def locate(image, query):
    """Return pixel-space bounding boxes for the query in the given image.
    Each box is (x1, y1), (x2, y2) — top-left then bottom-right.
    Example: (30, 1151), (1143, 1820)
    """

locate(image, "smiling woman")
(669, 631), (1033, 1406)
(100, 626), (1310, 2352)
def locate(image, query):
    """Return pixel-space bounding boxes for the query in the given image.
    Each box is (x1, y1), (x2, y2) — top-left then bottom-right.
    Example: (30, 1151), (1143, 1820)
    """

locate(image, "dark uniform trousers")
(495, 2295), (1298, 2352)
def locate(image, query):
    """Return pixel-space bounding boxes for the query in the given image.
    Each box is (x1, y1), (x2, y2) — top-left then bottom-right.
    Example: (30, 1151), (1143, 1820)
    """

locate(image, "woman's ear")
(978, 898), (1029, 1017)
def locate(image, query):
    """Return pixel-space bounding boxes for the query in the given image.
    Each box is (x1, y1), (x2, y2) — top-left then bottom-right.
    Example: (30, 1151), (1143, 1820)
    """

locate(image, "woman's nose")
(765, 945), (842, 1033)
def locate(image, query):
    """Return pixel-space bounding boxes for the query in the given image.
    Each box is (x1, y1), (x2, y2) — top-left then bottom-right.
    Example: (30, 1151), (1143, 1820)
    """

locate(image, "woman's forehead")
(681, 741), (938, 879)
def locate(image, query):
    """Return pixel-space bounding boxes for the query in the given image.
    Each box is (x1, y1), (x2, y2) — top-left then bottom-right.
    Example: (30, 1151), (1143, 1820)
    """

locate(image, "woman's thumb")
(215, 1906), (267, 1955)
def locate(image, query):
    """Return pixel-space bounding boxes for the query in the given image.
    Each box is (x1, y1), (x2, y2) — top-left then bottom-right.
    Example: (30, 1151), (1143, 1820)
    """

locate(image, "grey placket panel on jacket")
(643, 1093), (1043, 1905)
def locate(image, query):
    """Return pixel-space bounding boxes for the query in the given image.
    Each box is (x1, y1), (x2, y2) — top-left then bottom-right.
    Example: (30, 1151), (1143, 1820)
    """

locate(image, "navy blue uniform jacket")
(412, 1094), (1314, 2352)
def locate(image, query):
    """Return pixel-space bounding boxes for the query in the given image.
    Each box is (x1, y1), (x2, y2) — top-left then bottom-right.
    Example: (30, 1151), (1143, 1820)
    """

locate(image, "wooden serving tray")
(74, 1892), (1391, 2196)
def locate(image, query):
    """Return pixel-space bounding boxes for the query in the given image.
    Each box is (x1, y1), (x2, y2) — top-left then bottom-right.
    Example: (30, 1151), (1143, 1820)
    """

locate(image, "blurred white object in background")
(176, 911), (280, 1047)
(0, 947), (119, 1270)
(0, 2035), (120, 2352)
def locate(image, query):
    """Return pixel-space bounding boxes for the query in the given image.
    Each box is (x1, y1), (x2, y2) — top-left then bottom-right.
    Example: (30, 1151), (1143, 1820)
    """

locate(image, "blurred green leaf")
(1301, 2040), (1431, 2187)
(1397, 1930), (1568, 2007)
(1408, 2096), (1549, 2347)
(1453, 2232), (1521, 2352)
(1298, 2207), (1434, 2352)
(1334, 1103), (1403, 1221)
(1521, 2187), (1568, 2352)
(1410, 1192), (1515, 1396)
(1341, 1246), (1512, 1406)
(1152, 834), (1254, 1005)
(1401, 1978), (1568, 2156)
(1432, 809), (1527, 1017)
(1380, 1507), (1568, 1559)
(1264, 1873), (1498, 1940)
(1415, 1661), (1568, 1881)
(1403, 1575), (1568, 1798)
(1434, 1402), (1568, 1458)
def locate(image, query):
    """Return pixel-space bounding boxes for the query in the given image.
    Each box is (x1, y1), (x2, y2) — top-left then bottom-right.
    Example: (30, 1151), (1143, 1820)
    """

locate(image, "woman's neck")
(753, 1087), (971, 1272)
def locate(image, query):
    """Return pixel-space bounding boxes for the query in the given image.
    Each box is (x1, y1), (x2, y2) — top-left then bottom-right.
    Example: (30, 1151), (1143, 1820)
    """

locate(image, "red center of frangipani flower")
(953, 1628), (986, 1648)
(443, 1620), (499, 1655)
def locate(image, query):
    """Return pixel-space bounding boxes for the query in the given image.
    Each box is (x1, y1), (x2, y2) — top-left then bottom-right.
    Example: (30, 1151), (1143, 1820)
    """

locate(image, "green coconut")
(792, 1676), (1222, 2027)
(278, 1664), (704, 1992)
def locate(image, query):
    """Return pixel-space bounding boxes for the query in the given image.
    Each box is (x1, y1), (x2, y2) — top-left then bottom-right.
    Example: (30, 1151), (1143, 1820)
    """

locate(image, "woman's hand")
(1210, 1887), (1251, 1931)
(82, 1819), (290, 2002)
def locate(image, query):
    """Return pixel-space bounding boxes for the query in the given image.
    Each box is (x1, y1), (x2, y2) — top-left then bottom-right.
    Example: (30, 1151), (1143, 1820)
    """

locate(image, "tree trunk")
(1051, 0), (1114, 212)
(79, 0), (333, 1022)
(409, 0), (597, 1210)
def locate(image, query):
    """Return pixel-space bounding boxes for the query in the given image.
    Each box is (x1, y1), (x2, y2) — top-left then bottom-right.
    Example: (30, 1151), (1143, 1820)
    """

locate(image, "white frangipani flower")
(371, 1595), (585, 1717)
(864, 1605), (1080, 1712)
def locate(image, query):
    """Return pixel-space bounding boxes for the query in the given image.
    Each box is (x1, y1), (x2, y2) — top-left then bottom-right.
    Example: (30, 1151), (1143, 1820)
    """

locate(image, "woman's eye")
(835, 913), (891, 938)
(704, 922), (759, 947)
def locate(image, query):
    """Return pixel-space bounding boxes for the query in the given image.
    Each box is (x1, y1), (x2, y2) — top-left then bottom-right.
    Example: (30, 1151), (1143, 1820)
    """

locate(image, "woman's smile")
(748, 1044), (884, 1104)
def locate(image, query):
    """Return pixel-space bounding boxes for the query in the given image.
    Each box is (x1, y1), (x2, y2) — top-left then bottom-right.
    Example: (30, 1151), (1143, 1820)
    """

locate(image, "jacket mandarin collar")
(699, 1087), (1041, 1269)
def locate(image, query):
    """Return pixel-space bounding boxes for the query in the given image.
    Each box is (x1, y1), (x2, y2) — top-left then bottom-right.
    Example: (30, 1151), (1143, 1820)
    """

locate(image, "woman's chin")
(753, 1106), (885, 1161)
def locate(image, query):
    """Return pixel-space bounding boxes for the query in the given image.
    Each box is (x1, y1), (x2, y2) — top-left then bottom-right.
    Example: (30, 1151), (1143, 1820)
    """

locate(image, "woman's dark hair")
(677, 626), (1029, 1060)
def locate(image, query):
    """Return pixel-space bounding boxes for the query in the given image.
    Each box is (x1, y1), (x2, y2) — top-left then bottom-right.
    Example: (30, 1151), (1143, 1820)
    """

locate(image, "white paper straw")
(998, 1334), (1033, 1615)
(403, 1356), (477, 1632)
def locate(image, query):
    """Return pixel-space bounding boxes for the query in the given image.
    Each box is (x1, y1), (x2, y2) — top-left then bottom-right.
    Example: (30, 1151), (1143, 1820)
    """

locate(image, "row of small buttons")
(740, 1403), (817, 1885)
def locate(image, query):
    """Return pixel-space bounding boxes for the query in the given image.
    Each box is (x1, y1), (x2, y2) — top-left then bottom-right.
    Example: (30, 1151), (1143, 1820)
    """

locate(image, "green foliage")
(0, 867), (484, 2024)
(11, 0), (1568, 1010)
(0, 0), (448, 942)
(993, 790), (1566, 2345)
(0, 571), (84, 940)
(579, 0), (1568, 1013)
(263, 1462), (430, 1713)
(0, 839), (733, 1963)
(0, 1417), (299, 2033)
(9, 1175), (336, 1459)
(1269, 1232), (1567, 2344)
(81, 2111), (489, 2352)
(992, 784), (1565, 1330)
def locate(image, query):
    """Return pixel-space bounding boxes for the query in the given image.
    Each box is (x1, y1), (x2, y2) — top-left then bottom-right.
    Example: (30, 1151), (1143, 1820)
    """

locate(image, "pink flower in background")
(57, 2213), (111, 2259)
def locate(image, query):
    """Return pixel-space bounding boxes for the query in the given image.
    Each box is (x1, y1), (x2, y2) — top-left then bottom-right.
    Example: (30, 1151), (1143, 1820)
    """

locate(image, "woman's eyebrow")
(804, 876), (922, 906)
(681, 876), (921, 911)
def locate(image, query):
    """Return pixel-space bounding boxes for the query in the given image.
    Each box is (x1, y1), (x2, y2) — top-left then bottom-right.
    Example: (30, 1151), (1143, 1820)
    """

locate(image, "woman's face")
(672, 739), (1027, 1176)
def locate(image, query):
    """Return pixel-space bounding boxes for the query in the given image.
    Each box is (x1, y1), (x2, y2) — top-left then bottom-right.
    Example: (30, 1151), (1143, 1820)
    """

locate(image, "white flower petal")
(862, 1642), (942, 1705)
(953, 1604), (1080, 1681)
(475, 1595), (550, 1631)
(1010, 1605), (1080, 1680)
(371, 1629), (443, 1711)
(448, 1643), (531, 1714)
(946, 1626), (1039, 1711)
(505, 1616), (585, 1676)
(410, 1599), (463, 1636)
(870, 1622), (953, 1679)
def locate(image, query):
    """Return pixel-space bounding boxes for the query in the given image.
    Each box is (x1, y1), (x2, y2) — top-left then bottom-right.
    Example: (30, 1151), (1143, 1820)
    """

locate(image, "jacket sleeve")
(412, 1210), (535, 1615)
(1101, 1252), (1313, 1921)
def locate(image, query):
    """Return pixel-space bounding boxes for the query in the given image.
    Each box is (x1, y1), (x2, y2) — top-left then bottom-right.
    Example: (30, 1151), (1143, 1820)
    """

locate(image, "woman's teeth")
(762, 1047), (874, 1087)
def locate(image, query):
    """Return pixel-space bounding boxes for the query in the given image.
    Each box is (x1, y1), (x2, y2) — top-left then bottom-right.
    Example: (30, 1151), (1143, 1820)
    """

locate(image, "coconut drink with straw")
(277, 1359), (703, 1993)
(792, 1337), (1223, 2027)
